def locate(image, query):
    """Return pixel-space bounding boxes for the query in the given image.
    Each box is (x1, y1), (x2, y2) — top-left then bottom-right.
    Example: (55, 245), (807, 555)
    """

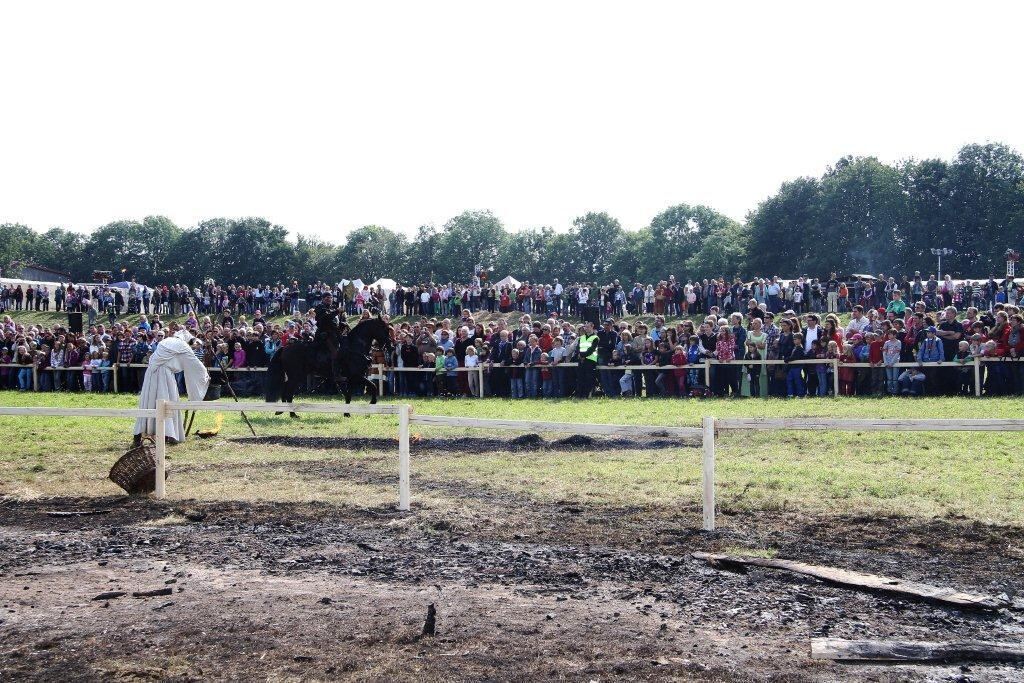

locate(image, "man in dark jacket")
(597, 319), (619, 397)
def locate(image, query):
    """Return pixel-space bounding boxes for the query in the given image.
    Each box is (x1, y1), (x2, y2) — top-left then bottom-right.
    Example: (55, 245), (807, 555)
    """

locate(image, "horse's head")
(352, 314), (393, 354)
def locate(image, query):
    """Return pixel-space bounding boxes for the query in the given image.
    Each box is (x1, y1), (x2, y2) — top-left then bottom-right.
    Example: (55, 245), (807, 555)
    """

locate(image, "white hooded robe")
(133, 334), (210, 442)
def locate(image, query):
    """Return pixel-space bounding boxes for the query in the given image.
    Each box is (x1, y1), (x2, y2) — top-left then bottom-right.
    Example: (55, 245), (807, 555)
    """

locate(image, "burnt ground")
(2, 450), (1024, 681)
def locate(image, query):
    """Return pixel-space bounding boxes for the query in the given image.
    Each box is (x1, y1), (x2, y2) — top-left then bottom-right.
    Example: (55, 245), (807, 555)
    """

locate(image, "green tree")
(568, 212), (623, 283)
(405, 224), (439, 283)
(811, 157), (908, 276)
(648, 203), (740, 279)
(83, 216), (182, 283)
(433, 210), (507, 283)
(291, 235), (339, 286)
(0, 223), (43, 275)
(495, 227), (553, 283)
(334, 225), (408, 282)
(947, 142), (1024, 275)
(746, 177), (823, 276)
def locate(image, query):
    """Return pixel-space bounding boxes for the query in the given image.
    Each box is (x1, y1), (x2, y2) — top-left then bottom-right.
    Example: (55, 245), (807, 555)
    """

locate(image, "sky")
(2, 1), (1022, 241)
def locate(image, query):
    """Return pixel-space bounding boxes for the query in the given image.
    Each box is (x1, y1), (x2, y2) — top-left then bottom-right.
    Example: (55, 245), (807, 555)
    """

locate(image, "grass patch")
(0, 392), (1022, 525)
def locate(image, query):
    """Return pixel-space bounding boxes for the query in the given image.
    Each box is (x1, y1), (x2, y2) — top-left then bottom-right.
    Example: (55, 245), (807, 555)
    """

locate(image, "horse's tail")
(265, 349), (285, 403)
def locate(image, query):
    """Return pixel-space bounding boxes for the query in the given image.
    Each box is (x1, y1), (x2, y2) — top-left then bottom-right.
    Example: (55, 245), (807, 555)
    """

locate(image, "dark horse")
(265, 315), (393, 417)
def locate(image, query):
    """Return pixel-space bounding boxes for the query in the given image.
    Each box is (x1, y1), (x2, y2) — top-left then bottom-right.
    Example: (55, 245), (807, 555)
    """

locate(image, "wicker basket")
(109, 437), (167, 495)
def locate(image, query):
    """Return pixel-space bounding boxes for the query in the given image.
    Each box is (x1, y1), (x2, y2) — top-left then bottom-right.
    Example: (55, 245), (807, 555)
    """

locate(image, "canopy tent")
(368, 278), (398, 294)
(493, 275), (521, 290)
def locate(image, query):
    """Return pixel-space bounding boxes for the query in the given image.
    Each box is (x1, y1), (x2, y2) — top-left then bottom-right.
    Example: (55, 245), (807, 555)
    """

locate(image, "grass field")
(1, 391), (1022, 526)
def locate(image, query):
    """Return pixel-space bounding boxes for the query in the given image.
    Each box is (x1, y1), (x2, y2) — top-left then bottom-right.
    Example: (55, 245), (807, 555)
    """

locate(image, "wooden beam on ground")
(407, 413), (703, 439)
(692, 552), (1011, 611)
(811, 638), (1024, 662)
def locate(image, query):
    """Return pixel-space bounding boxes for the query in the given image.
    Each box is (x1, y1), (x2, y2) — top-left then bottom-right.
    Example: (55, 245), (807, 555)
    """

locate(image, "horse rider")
(313, 292), (347, 381)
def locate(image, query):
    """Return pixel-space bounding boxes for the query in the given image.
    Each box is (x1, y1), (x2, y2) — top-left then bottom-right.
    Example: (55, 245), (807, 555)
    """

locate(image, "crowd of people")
(2, 270), (1023, 399)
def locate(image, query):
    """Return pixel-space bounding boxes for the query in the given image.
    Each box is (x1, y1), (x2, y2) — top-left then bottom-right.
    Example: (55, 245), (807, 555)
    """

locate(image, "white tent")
(369, 278), (398, 295)
(493, 275), (521, 289)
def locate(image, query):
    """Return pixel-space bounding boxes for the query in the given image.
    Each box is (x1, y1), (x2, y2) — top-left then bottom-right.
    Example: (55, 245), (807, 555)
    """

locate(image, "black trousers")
(576, 358), (597, 398)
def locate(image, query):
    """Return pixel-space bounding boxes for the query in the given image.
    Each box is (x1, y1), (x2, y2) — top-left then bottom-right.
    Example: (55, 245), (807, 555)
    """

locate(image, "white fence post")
(478, 365), (485, 398)
(398, 403), (411, 511)
(702, 415), (716, 531)
(832, 358), (840, 397)
(154, 399), (167, 499)
(974, 357), (982, 397)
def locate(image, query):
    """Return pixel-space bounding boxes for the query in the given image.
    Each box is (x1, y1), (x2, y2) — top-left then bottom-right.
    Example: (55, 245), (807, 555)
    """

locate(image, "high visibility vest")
(578, 334), (599, 362)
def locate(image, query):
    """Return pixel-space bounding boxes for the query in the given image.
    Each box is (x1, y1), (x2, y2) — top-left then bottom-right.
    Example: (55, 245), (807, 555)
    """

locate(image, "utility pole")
(930, 247), (953, 281)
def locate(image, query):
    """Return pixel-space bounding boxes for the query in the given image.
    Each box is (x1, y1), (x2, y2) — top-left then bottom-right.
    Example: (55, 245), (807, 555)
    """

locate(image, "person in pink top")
(231, 342), (247, 368)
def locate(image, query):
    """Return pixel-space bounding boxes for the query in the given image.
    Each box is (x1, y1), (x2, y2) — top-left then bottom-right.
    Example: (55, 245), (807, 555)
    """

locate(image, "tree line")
(2, 142), (1021, 287)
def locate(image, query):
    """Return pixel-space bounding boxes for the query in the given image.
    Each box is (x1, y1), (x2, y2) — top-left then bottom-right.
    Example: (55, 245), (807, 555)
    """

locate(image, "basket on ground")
(109, 437), (166, 495)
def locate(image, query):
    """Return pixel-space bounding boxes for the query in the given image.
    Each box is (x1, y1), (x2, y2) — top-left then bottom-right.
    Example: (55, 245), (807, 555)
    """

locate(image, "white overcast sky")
(2, 1), (1022, 241)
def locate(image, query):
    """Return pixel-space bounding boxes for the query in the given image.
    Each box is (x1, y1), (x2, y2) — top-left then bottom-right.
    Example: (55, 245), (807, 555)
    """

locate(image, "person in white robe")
(133, 329), (210, 443)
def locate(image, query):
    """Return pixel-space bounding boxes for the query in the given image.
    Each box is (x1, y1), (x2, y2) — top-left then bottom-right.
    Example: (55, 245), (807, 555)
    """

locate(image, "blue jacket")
(917, 337), (944, 362)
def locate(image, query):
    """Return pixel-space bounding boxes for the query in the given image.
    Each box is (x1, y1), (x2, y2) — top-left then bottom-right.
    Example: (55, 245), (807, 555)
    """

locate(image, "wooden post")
(974, 357), (982, 397)
(377, 364), (385, 397)
(32, 365), (38, 392)
(113, 363), (119, 393)
(154, 399), (167, 499)
(398, 403), (411, 511)
(832, 357), (840, 397)
(704, 360), (712, 393)
(702, 416), (716, 532)
(477, 364), (485, 398)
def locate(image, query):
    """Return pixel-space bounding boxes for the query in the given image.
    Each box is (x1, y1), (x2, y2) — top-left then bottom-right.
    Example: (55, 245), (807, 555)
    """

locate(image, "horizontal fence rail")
(715, 418), (1024, 432)
(3, 356), (1020, 397)
(408, 413), (703, 439)
(0, 406), (155, 418)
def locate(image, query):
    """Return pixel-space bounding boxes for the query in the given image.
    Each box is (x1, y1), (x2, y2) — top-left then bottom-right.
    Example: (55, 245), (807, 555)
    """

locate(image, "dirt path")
(2, 495), (1024, 681)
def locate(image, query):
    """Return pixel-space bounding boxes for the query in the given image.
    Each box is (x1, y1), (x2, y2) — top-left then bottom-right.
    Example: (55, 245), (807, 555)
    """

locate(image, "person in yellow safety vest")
(576, 321), (599, 398)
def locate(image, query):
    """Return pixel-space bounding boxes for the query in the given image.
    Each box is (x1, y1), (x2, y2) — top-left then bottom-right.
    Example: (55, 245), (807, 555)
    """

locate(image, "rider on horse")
(312, 292), (347, 383)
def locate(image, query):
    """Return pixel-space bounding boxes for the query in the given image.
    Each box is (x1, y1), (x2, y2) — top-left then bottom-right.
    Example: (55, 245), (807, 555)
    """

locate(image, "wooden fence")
(5, 403), (1024, 531)
(2, 357), (1020, 398)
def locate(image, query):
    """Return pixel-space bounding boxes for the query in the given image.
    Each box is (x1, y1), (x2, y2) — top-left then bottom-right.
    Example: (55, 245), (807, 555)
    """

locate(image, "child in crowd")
(231, 342), (247, 368)
(810, 338), (828, 396)
(868, 331), (885, 395)
(825, 340), (840, 394)
(786, 332), (806, 397)
(420, 351), (436, 396)
(434, 348), (447, 396)
(743, 341), (761, 398)
(953, 340), (974, 395)
(882, 329), (902, 394)
(465, 345), (479, 397)
(671, 344), (688, 396)
(509, 348), (524, 398)
(549, 337), (566, 398)
(538, 352), (553, 397)
(686, 335), (704, 393)
(898, 364), (927, 396)
(89, 352), (104, 392)
(619, 345), (635, 397)
(444, 348), (459, 395)
(82, 351), (94, 392)
(838, 343), (856, 396)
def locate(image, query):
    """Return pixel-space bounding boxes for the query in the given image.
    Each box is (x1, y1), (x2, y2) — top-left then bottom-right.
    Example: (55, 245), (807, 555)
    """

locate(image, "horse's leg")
(343, 376), (354, 418)
(288, 375), (299, 419)
(364, 377), (379, 405)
